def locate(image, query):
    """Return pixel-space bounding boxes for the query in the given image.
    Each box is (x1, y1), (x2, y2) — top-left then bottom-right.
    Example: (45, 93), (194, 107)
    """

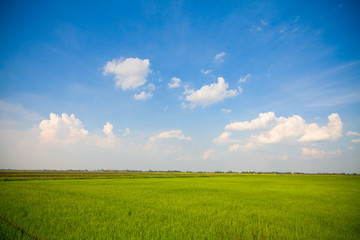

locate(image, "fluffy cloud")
(250, 115), (307, 144)
(352, 139), (360, 143)
(103, 122), (114, 138)
(103, 57), (151, 90)
(168, 77), (181, 88)
(184, 77), (238, 108)
(39, 113), (89, 144)
(298, 113), (342, 142)
(214, 52), (225, 62)
(221, 112), (343, 150)
(302, 147), (342, 159)
(226, 112), (277, 131)
(39, 113), (117, 147)
(134, 91), (153, 100)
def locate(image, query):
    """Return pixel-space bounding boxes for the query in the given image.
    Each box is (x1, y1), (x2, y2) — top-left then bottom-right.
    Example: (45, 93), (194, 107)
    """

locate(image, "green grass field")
(0, 172), (359, 239)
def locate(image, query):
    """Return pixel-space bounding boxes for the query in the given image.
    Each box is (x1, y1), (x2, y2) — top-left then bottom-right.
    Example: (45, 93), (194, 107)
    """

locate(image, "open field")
(0, 172), (359, 239)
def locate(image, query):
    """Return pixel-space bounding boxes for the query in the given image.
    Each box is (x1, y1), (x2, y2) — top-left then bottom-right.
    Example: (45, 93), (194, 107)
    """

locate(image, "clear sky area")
(1, 0), (359, 172)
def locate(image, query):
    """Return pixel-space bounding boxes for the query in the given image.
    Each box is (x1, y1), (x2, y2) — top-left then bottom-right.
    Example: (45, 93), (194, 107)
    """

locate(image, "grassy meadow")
(0, 172), (359, 239)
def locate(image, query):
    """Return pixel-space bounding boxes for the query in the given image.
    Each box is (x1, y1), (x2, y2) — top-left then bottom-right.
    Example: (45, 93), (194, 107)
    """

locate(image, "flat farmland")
(0, 172), (359, 239)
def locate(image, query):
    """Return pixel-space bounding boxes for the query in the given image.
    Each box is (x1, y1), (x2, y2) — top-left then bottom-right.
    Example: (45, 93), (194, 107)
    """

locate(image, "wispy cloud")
(346, 131), (360, 136)
(221, 108), (231, 113)
(302, 147), (342, 159)
(214, 52), (226, 62)
(347, 131), (360, 143)
(239, 74), (251, 83)
(201, 69), (211, 75)
(261, 20), (268, 26)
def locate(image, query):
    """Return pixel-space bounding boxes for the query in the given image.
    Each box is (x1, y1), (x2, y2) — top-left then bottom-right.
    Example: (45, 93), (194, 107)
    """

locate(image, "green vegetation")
(0, 172), (359, 239)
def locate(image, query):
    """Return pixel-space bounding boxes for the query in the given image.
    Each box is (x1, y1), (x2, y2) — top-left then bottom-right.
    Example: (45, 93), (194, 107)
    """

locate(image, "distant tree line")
(0, 169), (358, 175)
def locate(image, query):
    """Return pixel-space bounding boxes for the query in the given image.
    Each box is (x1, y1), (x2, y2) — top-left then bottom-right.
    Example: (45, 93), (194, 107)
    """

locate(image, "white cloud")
(222, 112), (343, 150)
(146, 130), (192, 150)
(183, 85), (194, 95)
(347, 131), (360, 136)
(123, 128), (130, 136)
(148, 130), (191, 143)
(202, 149), (215, 160)
(39, 113), (89, 144)
(221, 108), (231, 113)
(168, 77), (181, 88)
(214, 52), (225, 62)
(229, 144), (242, 152)
(184, 77), (238, 108)
(226, 112), (277, 131)
(213, 132), (238, 145)
(97, 122), (116, 147)
(103, 122), (114, 138)
(201, 69), (211, 75)
(39, 113), (118, 148)
(239, 74), (251, 83)
(250, 115), (307, 144)
(103, 57), (151, 90)
(352, 139), (360, 143)
(302, 147), (342, 159)
(299, 113), (342, 142)
(134, 91), (153, 100)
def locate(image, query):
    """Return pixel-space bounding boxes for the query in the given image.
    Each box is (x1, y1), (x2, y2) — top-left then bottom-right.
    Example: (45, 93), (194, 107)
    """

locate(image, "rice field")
(0, 172), (359, 239)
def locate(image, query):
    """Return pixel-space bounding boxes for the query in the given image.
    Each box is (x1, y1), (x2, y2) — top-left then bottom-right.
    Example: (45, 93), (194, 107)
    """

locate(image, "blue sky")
(1, 0), (359, 172)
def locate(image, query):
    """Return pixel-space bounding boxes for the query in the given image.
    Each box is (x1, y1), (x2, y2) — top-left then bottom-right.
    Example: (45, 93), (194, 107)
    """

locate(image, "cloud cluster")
(226, 112), (277, 131)
(184, 77), (238, 108)
(103, 57), (151, 90)
(39, 113), (116, 147)
(219, 112), (343, 151)
(39, 113), (89, 144)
